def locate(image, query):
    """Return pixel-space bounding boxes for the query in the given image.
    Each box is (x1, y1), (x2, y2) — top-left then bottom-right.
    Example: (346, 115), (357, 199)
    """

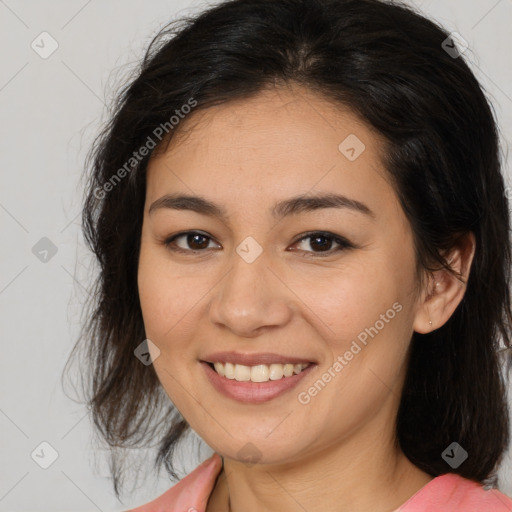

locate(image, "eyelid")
(163, 230), (220, 252)
(288, 230), (354, 256)
(163, 230), (354, 256)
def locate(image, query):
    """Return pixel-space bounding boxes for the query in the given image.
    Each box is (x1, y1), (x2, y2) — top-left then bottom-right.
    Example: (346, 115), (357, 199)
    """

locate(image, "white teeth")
(213, 362), (225, 377)
(269, 363), (284, 380)
(224, 362), (235, 379)
(251, 364), (269, 383)
(211, 362), (310, 382)
(283, 363), (294, 377)
(234, 364), (251, 381)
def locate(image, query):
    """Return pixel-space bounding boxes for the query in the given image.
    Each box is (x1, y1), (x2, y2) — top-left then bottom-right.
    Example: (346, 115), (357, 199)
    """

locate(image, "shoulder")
(398, 472), (512, 512)
(125, 453), (223, 512)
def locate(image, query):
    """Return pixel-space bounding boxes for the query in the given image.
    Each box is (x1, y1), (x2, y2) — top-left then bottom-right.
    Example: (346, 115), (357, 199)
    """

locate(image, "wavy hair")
(64, 0), (512, 500)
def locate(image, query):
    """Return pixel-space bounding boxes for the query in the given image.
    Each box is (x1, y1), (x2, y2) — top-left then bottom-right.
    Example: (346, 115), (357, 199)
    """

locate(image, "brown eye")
(163, 230), (353, 257)
(164, 231), (219, 253)
(289, 231), (353, 257)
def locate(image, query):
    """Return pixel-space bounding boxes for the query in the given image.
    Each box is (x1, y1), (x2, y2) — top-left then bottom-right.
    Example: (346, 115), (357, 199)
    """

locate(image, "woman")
(68, 0), (512, 510)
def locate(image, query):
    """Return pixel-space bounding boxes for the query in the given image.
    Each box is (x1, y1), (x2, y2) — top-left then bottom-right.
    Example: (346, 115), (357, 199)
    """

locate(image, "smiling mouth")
(205, 361), (312, 383)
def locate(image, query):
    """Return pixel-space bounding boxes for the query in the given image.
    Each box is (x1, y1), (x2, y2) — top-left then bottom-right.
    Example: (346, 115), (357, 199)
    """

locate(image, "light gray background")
(1, 0), (511, 510)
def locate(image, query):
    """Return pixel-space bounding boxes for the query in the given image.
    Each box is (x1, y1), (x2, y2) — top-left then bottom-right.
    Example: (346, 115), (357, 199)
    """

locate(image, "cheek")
(296, 301), (411, 439)
(288, 259), (405, 341)
(137, 248), (206, 342)
(137, 253), (200, 408)
(290, 259), (413, 400)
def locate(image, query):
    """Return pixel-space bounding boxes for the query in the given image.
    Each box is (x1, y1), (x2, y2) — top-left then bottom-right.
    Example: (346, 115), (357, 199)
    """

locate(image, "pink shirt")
(126, 453), (512, 512)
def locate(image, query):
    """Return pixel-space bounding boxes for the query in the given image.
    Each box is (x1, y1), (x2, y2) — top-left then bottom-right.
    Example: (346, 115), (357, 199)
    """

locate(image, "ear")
(413, 232), (476, 334)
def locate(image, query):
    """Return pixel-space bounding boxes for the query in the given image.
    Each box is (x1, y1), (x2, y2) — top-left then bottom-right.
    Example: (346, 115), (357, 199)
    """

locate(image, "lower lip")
(200, 361), (316, 404)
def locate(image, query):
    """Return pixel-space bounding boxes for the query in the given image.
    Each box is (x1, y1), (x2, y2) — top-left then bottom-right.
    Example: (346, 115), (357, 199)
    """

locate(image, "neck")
(208, 422), (433, 512)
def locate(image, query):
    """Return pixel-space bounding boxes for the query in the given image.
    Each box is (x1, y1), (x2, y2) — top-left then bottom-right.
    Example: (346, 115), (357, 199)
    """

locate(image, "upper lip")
(201, 351), (316, 366)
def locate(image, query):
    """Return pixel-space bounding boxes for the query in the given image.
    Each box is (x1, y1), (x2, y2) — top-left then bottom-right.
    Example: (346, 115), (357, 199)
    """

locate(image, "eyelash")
(162, 230), (354, 258)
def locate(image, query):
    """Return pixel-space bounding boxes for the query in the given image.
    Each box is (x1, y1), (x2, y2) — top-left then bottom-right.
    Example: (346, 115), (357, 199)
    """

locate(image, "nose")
(208, 250), (294, 337)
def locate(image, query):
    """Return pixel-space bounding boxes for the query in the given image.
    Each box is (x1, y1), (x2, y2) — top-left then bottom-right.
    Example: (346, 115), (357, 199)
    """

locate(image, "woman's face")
(138, 84), (426, 465)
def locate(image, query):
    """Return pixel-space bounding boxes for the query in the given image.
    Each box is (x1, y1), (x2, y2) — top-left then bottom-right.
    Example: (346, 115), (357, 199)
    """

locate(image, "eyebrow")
(148, 193), (375, 220)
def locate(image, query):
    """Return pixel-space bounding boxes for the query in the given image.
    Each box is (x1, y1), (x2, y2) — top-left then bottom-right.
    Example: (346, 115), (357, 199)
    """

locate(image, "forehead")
(145, 84), (400, 223)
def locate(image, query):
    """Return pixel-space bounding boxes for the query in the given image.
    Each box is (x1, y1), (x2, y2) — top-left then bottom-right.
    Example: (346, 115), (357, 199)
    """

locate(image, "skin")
(137, 82), (475, 512)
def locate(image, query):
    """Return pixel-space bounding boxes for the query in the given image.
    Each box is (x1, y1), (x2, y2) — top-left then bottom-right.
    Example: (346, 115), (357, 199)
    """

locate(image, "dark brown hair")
(64, 0), (512, 501)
